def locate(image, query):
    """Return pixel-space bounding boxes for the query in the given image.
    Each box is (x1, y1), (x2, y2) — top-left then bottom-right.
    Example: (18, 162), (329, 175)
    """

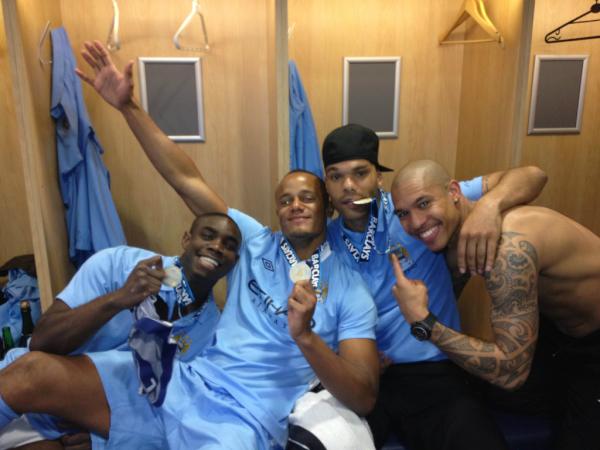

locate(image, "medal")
(289, 261), (311, 283)
(163, 265), (183, 288)
(352, 197), (375, 205)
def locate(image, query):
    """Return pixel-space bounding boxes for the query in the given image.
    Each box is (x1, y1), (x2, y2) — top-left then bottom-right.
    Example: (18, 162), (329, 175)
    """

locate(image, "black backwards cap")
(322, 123), (393, 172)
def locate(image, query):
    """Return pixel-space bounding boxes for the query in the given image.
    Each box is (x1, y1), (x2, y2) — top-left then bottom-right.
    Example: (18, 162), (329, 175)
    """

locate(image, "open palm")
(75, 40), (134, 111)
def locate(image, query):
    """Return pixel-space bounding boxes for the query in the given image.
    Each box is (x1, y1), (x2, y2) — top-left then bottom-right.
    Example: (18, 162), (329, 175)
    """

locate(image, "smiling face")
(391, 175), (461, 252)
(275, 171), (327, 244)
(324, 159), (382, 231)
(179, 214), (241, 282)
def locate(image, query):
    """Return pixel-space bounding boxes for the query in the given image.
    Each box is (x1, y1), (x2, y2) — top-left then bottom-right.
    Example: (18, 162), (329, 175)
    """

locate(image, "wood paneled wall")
(520, 0), (600, 234)
(60, 0), (277, 259)
(454, 0), (530, 178)
(0, 3), (33, 267)
(2, 0), (73, 308)
(288, 0), (468, 185)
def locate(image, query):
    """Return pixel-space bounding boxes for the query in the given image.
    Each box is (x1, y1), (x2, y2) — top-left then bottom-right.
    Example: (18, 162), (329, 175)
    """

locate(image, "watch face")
(411, 324), (430, 341)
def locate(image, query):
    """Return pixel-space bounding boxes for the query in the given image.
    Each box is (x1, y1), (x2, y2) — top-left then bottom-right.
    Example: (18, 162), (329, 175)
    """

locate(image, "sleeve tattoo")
(433, 232), (539, 389)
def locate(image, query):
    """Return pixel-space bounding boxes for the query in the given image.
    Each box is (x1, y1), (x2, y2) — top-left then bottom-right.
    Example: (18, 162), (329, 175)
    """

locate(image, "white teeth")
(199, 256), (219, 269)
(420, 226), (438, 239)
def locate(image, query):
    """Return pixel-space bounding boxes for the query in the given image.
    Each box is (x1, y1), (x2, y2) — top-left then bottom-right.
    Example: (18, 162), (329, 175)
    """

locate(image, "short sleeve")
(56, 248), (121, 308)
(228, 209), (266, 243)
(459, 176), (483, 201)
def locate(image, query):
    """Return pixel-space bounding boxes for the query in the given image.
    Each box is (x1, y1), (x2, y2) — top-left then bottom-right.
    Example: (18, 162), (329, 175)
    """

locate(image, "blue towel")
(289, 60), (324, 179)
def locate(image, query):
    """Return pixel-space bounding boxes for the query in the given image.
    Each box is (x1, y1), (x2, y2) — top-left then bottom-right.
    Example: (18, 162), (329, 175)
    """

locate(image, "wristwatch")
(410, 312), (437, 341)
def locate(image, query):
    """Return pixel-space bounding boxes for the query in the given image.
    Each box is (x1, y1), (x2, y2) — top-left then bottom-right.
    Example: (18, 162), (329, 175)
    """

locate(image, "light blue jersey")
(27, 247), (221, 448)
(161, 209), (377, 448)
(326, 178), (482, 364)
(59, 246), (177, 353)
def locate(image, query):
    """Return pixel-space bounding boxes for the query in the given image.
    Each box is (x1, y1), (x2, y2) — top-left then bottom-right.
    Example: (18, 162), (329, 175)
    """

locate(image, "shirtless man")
(390, 159), (600, 450)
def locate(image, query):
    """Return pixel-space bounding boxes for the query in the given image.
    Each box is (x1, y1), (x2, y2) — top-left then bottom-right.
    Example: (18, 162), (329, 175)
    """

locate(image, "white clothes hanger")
(38, 20), (52, 66)
(107, 0), (121, 51)
(173, 0), (210, 52)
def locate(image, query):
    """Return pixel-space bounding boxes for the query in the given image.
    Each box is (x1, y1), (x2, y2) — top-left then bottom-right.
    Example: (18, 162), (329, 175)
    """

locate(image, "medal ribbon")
(280, 238), (324, 300)
(173, 257), (196, 308)
(342, 189), (390, 263)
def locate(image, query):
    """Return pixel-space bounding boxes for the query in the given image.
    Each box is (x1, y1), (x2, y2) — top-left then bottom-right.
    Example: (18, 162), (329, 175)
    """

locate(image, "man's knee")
(1, 352), (73, 409)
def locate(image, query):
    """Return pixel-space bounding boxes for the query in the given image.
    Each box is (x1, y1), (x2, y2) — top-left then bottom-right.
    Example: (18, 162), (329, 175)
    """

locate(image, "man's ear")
(447, 180), (462, 203)
(377, 171), (384, 189)
(181, 230), (191, 250)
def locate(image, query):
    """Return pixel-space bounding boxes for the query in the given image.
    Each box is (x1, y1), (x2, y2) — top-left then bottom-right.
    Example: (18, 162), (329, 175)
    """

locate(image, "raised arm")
(30, 256), (165, 355)
(392, 235), (540, 390)
(75, 40), (226, 215)
(458, 166), (547, 276)
(288, 282), (379, 415)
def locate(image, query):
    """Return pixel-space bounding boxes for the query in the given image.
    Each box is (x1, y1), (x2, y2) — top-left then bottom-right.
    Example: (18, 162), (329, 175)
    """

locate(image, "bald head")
(391, 160), (451, 194)
(391, 160), (462, 252)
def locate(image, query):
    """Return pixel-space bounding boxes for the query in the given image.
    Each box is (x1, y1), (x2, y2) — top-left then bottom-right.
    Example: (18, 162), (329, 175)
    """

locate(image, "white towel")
(288, 390), (375, 450)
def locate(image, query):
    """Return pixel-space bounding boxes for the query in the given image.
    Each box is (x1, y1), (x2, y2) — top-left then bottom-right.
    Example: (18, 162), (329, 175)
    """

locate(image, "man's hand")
(115, 255), (165, 309)
(287, 281), (317, 344)
(390, 253), (429, 323)
(60, 432), (92, 450)
(75, 40), (134, 111)
(457, 199), (501, 275)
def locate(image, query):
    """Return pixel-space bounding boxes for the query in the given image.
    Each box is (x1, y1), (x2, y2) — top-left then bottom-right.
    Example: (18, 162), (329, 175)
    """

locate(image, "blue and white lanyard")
(280, 238), (324, 300)
(342, 189), (390, 263)
(173, 257), (196, 309)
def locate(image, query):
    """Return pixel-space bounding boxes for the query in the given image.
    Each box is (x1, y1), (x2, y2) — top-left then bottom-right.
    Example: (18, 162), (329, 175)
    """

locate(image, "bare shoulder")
(486, 228), (539, 307)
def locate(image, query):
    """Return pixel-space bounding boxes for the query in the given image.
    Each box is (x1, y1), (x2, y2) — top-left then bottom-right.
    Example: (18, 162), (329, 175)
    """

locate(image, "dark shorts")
(367, 360), (508, 450)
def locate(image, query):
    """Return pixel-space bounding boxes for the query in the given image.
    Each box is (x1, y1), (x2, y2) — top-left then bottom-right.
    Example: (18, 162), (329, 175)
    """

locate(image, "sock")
(0, 393), (18, 430)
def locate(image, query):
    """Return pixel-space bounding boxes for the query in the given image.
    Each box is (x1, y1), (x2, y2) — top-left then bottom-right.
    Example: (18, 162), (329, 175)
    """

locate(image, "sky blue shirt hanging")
(289, 61), (324, 179)
(50, 27), (126, 267)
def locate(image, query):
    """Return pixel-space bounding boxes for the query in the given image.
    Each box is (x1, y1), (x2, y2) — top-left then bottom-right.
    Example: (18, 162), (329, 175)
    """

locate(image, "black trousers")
(367, 360), (509, 450)
(482, 318), (600, 450)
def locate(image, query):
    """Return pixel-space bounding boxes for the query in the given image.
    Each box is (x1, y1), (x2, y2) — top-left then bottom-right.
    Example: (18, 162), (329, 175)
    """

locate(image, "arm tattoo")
(433, 232), (539, 390)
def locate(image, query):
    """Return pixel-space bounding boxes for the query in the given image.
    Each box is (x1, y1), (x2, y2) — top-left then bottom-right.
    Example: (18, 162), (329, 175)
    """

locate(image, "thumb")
(144, 255), (163, 269)
(124, 60), (134, 81)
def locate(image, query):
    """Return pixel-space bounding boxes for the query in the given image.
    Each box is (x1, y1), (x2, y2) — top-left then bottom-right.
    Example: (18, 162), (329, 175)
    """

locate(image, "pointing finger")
(389, 253), (407, 283)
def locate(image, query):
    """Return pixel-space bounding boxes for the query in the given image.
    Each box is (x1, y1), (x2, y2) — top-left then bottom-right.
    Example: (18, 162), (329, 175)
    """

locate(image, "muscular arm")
(433, 232), (540, 390)
(288, 282), (379, 415)
(457, 166), (547, 276)
(76, 40), (226, 215)
(30, 256), (165, 355)
(29, 294), (129, 355)
(296, 335), (379, 415)
(481, 166), (547, 211)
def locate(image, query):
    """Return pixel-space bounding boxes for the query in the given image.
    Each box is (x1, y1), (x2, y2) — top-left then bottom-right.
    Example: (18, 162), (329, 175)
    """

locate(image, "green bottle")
(19, 301), (34, 347)
(2, 326), (14, 353)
